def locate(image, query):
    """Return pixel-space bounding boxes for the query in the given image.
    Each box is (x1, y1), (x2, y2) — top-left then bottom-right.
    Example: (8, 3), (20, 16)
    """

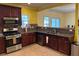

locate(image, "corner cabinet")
(22, 33), (36, 47)
(0, 37), (5, 54)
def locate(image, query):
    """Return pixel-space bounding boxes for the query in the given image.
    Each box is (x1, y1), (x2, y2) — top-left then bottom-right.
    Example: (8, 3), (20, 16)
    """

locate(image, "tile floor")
(1, 44), (66, 56)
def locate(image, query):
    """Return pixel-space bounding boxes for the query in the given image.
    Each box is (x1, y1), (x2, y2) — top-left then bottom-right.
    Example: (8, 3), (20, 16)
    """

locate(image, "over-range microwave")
(3, 17), (19, 24)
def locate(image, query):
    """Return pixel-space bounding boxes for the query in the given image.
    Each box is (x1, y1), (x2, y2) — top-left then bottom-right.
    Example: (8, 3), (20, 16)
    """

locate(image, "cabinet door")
(48, 35), (58, 50)
(22, 34), (29, 47)
(58, 37), (70, 55)
(2, 6), (11, 17)
(29, 33), (36, 43)
(32, 33), (36, 43)
(11, 7), (21, 25)
(0, 5), (10, 28)
(0, 37), (5, 54)
(11, 7), (21, 17)
(22, 33), (36, 47)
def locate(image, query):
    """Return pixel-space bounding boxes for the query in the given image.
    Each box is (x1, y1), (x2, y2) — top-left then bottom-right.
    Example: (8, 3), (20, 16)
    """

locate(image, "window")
(21, 15), (29, 28)
(52, 18), (60, 28)
(44, 16), (49, 27)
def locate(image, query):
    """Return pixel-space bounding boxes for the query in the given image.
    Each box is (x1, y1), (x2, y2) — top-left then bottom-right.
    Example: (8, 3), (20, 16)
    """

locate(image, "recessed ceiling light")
(27, 3), (31, 4)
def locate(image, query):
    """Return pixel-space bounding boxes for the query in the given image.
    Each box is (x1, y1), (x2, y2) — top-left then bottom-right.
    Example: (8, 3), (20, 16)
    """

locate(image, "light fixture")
(27, 3), (31, 4)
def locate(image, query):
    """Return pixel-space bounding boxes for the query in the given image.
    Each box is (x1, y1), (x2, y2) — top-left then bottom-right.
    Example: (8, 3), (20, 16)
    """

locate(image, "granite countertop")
(37, 31), (73, 38)
(56, 33), (73, 38)
(21, 31), (73, 38)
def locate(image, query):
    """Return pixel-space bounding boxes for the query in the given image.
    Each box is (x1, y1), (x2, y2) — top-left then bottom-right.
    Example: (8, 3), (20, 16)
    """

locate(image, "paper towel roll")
(46, 36), (48, 43)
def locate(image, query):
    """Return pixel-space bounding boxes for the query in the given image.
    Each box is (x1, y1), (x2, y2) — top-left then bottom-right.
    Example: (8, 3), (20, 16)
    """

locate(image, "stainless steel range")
(3, 30), (22, 53)
(3, 17), (22, 53)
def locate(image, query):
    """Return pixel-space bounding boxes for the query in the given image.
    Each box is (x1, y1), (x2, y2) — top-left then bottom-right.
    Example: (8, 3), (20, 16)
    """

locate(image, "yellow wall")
(37, 9), (65, 27)
(37, 9), (75, 28)
(64, 12), (75, 27)
(21, 7), (37, 24)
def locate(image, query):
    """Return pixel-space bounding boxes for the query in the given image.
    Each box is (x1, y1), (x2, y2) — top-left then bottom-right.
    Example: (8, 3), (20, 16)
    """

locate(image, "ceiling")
(48, 4), (75, 13)
(1, 3), (69, 11)
(20, 3), (68, 11)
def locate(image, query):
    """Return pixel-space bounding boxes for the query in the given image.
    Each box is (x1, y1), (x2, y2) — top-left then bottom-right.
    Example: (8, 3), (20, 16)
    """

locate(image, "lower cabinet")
(47, 35), (58, 50)
(58, 36), (71, 55)
(46, 35), (71, 55)
(21, 32), (71, 55)
(22, 33), (36, 47)
(0, 37), (5, 54)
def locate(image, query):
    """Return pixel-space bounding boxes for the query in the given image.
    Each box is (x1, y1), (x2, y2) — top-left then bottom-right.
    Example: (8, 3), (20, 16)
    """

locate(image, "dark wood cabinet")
(22, 33), (36, 47)
(11, 7), (21, 25)
(0, 6), (10, 17)
(0, 6), (10, 29)
(46, 34), (71, 55)
(11, 7), (19, 17)
(0, 5), (21, 17)
(36, 33), (46, 46)
(47, 35), (58, 50)
(58, 36), (71, 55)
(0, 37), (5, 54)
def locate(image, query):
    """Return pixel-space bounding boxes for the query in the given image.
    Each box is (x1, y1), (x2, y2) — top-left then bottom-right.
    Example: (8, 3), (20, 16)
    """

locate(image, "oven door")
(5, 39), (13, 47)
(5, 37), (22, 47)
(16, 37), (21, 44)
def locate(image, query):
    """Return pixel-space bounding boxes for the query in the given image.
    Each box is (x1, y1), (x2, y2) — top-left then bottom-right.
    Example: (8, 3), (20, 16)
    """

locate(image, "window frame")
(51, 17), (60, 28)
(21, 15), (29, 28)
(43, 16), (50, 27)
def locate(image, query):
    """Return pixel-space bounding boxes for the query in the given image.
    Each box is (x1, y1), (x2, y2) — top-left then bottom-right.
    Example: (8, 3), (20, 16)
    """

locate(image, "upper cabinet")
(0, 5), (21, 18)
(0, 6), (10, 17)
(11, 7), (21, 17)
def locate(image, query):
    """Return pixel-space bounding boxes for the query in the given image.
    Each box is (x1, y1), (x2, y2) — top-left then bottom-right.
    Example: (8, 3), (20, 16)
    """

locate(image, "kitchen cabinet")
(22, 32), (72, 55)
(11, 7), (21, 17)
(0, 6), (10, 17)
(22, 33), (36, 47)
(0, 6), (10, 29)
(58, 36), (71, 55)
(45, 34), (71, 55)
(11, 7), (21, 25)
(47, 35), (58, 50)
(0, 37), (5, 54)
(0, 5), (21, 17)
(36, 32), (46, 46)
